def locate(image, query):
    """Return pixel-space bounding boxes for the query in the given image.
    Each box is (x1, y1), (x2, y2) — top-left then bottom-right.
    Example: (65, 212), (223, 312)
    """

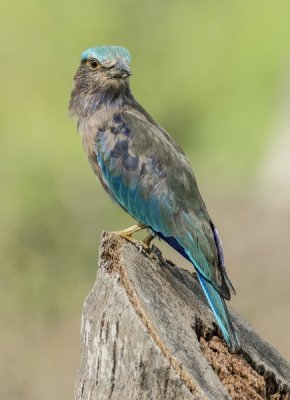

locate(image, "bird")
(69, 45), (239, 350)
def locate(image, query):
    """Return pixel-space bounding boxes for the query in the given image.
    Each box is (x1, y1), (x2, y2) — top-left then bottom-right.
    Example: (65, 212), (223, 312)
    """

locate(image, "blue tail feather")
(157, 233), (239, 350)
(197, 271), (239, 350)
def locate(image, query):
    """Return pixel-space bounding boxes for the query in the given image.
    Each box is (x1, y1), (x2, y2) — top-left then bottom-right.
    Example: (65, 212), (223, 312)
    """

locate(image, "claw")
(136, 232), (157, 254)
(114, 224), (156, 253)
(141, 232), (156, 250)
(114, 223), (148, 246)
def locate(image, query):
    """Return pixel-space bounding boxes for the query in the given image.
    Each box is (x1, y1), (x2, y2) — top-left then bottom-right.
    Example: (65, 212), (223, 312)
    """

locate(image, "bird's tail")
(197, 271), (240, 351)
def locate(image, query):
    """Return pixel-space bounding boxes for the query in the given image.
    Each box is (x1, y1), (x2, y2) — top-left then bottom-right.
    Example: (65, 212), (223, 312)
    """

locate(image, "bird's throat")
(69, 82), (132, 118)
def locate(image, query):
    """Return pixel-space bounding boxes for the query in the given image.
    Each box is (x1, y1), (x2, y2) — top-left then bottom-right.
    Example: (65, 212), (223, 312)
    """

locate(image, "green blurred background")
(1, 0), (290, 398)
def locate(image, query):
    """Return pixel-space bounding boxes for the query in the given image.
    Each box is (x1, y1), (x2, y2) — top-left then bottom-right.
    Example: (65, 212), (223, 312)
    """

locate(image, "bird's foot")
(114, 223), (147, 247)
(140, 232), (156, 252)
(114, 224), (156, 253)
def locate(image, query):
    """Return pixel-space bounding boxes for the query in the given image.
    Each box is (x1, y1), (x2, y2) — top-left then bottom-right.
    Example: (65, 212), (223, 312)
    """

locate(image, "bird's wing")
(95, 109), (232, 299)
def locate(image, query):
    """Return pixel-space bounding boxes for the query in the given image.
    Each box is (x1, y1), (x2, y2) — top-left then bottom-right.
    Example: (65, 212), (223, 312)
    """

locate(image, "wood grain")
(75, 232), (290, 400)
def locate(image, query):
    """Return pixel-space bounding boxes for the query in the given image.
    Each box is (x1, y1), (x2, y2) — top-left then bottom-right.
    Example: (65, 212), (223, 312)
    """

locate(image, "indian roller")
(69, 45), (239, 350)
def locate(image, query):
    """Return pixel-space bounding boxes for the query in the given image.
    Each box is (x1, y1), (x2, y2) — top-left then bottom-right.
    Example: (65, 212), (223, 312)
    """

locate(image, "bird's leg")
(114, 223), (148, 245)
(115, 224), (156, 252)
(141, 232), (156, 251)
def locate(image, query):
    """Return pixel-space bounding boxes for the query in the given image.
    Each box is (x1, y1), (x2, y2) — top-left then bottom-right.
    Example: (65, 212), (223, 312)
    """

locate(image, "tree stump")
(75, 232), (290, 400)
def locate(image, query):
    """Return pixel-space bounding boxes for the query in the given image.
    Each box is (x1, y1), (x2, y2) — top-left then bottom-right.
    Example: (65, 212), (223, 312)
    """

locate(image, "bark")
(75, 232), (290, 400)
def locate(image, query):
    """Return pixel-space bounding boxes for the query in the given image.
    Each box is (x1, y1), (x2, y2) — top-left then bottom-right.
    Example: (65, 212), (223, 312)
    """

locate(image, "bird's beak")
(109, 59), (131, 79)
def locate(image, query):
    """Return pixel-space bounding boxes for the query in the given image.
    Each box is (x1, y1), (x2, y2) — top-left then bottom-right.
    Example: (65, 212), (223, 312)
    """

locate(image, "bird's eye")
(88, 58), (99, 70)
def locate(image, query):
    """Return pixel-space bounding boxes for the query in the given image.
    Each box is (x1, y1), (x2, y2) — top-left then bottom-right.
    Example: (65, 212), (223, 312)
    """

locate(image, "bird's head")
(81, 45), (131, 80)
(70, 45), (132, 117)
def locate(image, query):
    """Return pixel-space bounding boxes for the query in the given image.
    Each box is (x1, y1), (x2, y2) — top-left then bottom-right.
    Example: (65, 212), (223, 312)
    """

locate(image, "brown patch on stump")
(200, 336), (289, 400)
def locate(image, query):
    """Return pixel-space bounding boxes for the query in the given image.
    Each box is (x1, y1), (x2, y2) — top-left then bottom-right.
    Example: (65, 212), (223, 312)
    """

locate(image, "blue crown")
(81, 46), (131, 65)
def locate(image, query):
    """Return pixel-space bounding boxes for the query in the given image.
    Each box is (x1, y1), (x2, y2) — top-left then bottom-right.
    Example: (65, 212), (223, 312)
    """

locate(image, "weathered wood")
(75, 232), (290, 400)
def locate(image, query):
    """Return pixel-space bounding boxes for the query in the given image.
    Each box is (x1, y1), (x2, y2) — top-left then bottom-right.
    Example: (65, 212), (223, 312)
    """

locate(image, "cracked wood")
(75, 232), (290, 400)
